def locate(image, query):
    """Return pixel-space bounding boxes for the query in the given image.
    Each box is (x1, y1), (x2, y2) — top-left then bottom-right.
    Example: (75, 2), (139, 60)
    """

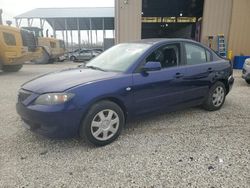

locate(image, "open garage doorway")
(142, 0), (204, 41)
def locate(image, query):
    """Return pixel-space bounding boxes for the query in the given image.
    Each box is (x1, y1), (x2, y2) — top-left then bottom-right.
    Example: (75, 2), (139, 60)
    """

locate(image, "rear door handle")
(174, 72), (184, 79)
(207, 67), (214, 73)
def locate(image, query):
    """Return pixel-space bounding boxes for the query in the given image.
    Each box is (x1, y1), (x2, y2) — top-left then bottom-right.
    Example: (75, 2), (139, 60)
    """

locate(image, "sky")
(0, 0), (115, 46)
(1, 0), (114, 21)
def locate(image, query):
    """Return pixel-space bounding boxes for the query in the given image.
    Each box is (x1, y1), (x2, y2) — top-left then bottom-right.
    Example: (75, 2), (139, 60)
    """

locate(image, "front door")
(132, 43), (187, 116)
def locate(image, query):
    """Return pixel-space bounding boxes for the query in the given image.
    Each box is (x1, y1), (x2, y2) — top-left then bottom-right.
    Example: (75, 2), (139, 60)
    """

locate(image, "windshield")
(86, 43), (151, 72)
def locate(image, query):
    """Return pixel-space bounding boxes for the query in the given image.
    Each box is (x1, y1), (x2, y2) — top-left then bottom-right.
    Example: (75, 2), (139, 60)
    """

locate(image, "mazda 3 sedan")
(16, 39), (234, 146)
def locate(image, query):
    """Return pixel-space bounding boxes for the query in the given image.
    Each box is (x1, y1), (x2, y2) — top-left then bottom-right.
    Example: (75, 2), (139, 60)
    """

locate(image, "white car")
(242, 58), (250, 84)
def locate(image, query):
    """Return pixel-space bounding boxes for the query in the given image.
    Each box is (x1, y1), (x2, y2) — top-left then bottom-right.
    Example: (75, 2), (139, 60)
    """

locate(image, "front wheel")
(2, 65), (23, 72)
(203, 81), (226, 111)
(80, 101), (125, 146)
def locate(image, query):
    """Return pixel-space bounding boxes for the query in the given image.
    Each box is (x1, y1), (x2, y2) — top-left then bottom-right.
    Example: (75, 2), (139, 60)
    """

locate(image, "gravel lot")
(0, 62), (249, 188)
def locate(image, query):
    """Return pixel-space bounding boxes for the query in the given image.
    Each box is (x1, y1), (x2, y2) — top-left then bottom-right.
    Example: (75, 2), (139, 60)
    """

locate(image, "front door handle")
(174, 72), (184, 79)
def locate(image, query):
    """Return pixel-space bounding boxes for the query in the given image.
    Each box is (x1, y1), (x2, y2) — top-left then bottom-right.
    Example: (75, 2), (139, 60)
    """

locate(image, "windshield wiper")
(86, 65), (105, 72)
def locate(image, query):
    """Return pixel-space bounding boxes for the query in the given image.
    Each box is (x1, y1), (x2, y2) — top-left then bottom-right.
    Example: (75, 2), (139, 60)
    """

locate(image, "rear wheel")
(2, 65), (23, 72)
(203, 81), (226, 111)
(80, 100), (124, 146)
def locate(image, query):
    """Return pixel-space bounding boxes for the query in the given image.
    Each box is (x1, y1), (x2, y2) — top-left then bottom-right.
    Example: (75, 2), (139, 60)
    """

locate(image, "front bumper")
(16, 102), (84, 138)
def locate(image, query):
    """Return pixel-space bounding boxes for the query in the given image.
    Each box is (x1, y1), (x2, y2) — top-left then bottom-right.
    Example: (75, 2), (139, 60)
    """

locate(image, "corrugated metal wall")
(115, 0), (250, 56)
(115, 0), (142, 44)
(201, 0), (233, 50)
(201, 0), (250, 56)
(228, 0), (250, 56)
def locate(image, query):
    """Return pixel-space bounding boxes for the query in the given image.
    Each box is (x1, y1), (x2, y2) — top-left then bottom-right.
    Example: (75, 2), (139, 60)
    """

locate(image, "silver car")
(70, 49), (100, 62)
(242, 58), (250, 84)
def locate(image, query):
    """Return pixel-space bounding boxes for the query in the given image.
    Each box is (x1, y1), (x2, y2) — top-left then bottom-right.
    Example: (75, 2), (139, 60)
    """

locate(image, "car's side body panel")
(129, 40), (233, 117)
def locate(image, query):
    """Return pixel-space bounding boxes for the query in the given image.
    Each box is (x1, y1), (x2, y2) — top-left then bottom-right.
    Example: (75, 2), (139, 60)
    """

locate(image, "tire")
(203, 81), (226, 111)
(2, 65), (23, 72)
(70, 56), (76, 62)
(33, 50), (49, 64)
(245, 79), (250, 84)
(80, 100), (125, 146)
(48, 58), (55, 64)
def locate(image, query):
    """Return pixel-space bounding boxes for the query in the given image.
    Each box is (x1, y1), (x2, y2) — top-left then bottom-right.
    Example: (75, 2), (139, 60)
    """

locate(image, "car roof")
(133, 38), (200, 45)
(129, 38), (214, 53)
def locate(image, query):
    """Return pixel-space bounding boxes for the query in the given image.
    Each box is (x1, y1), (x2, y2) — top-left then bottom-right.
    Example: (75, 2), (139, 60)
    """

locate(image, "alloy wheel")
(212, 86), (225, 107)
(90, 109), (120, 141)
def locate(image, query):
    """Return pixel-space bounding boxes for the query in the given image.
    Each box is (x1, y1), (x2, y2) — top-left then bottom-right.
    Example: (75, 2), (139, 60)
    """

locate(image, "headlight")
(34, 93), (75, 105)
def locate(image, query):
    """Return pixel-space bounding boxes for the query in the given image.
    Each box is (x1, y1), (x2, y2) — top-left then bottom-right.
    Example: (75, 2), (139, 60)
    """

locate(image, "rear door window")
(184, 43), (207, 65)
(3, 32), (16, 46)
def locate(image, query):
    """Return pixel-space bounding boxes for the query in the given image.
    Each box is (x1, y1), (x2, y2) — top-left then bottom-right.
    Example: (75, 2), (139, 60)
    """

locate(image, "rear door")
(180, 42), (218, 105)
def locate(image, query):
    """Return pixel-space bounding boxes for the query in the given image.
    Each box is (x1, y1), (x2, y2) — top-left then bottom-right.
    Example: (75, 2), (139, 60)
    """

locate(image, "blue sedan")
(16, 39), (234, 146)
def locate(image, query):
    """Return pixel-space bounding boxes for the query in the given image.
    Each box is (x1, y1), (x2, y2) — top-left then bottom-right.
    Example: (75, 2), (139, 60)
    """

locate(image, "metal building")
(115, 0), (250, 57)
(15, 7), (114, 49)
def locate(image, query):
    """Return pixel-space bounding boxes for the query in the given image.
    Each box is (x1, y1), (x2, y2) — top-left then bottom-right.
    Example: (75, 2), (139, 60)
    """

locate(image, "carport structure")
(15, 7), (115, 49)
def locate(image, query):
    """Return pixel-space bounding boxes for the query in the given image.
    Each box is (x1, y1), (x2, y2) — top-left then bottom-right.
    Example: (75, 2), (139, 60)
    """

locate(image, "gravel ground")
(0, 62), (249, 188)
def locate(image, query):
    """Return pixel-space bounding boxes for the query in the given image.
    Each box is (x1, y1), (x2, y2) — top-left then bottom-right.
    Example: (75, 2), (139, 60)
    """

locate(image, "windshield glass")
(86, 43), (151, 72)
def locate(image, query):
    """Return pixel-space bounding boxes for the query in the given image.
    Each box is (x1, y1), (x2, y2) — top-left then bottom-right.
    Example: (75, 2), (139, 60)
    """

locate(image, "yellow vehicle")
(23, 27), (65, 64)
(0, 25), (36, 72)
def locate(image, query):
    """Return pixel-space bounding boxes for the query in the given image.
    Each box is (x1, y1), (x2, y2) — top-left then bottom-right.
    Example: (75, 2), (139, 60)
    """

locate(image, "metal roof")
(15, 7), (114, 31)
(15, 7), (114, 18)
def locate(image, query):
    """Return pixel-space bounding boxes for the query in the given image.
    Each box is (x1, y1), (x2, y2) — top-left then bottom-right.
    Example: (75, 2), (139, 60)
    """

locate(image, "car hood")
(22, 68), (119, 93)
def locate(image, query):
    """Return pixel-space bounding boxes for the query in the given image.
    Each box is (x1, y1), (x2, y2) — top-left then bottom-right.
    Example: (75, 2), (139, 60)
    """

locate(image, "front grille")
(18, 89), (32, 102)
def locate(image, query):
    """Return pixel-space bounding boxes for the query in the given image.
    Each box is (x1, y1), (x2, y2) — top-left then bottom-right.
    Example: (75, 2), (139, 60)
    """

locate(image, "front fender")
(68, 74), (133, 116)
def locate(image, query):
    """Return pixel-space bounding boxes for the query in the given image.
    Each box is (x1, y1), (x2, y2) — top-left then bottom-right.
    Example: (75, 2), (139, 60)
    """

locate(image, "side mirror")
(142, 61), (162, 72)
